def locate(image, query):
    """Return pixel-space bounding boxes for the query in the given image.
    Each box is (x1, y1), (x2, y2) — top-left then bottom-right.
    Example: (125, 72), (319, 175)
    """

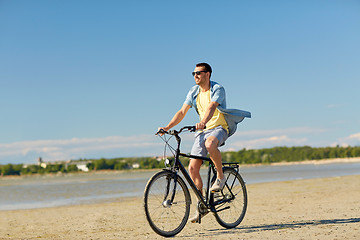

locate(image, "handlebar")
(156, 126), (197, 136)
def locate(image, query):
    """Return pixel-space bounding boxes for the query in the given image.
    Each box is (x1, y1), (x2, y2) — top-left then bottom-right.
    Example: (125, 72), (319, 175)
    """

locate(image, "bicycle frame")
(159, 126), (240, 213)
(178, 153), (214, 206)
(171, 129), (217, 209)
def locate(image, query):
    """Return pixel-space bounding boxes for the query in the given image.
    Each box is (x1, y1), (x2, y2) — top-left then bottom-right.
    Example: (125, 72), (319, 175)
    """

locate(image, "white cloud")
(226, 135), (308, 150)
(1, 127), (348, 164)
(336, 132), (360, 147)
(233, 127), (327, 138)
(224, 126), (326, 150)
(347, 133), (360, 140)
(0, 135), (163, 164)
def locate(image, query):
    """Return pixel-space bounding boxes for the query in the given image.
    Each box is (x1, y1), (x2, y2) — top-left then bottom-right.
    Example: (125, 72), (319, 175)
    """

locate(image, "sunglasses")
(192, 71), (208, 76)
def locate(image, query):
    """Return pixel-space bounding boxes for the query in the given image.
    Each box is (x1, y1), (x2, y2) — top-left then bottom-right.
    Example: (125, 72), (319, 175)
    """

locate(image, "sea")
(1, 161), (360, 211)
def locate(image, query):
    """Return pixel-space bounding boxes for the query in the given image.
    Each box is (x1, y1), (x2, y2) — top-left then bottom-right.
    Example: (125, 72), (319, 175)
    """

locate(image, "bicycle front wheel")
(144, 170), (191, 237)
(211, 167), (247, 228)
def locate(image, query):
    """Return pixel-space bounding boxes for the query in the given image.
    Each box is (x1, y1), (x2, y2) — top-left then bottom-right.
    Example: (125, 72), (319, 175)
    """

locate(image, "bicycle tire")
(144, 170), (191, 237)
(210, 167), (247, 228)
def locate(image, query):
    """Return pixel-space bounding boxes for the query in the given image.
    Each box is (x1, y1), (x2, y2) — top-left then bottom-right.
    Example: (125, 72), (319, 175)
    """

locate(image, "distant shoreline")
(1, 157), (360, 179)
(256, 157), (360, 166)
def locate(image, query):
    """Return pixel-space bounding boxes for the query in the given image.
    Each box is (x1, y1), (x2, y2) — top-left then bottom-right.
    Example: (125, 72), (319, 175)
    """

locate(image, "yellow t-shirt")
(196, 89), (229, 132)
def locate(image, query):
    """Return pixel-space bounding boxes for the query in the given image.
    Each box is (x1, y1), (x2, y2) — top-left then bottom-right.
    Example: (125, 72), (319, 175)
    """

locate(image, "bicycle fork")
(162, 173), (178, 207)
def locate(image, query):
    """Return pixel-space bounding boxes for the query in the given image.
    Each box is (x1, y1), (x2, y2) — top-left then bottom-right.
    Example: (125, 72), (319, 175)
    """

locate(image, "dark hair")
(196, 62), (212, 78)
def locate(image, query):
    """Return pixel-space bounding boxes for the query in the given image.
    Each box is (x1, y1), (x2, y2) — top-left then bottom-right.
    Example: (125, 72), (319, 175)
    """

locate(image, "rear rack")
(222, 162), (239, 166)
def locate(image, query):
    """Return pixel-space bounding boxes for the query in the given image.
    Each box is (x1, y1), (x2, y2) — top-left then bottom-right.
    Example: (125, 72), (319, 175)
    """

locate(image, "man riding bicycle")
(159, 62), (251, 222)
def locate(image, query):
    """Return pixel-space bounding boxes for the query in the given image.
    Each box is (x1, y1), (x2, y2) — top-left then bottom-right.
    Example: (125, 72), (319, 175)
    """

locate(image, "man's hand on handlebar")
(195, 122), (206, 130)
(157, 127), (169, 136)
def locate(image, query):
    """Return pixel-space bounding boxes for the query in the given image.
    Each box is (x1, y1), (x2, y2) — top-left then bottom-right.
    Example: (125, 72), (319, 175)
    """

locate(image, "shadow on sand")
(183, 217), (360, 238)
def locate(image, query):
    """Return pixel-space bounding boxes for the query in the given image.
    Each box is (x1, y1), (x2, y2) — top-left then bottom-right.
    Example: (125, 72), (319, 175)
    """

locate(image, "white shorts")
(190, 126), (228, 158)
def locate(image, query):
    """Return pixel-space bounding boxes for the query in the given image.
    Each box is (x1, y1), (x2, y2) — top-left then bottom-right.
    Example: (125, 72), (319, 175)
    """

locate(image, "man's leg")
(206, 136), (227, 192)
(188, 158), (203, 193)
(205, 136), (224, 179)
(188, 158), (209, 223)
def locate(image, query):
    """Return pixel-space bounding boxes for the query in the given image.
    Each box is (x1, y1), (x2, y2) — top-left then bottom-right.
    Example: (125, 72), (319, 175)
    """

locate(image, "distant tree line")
(0, 163), (79, 176)
(86, 157), (165, 171)
(0, 157), (165, 176)
(221, 145), (360, 164)
(1, 145), (360, 176)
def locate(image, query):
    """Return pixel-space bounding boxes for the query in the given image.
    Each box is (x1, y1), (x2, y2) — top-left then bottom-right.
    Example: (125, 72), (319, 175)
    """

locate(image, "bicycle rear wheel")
(144, 170), (191, 237)
(211, 167), (247, 228)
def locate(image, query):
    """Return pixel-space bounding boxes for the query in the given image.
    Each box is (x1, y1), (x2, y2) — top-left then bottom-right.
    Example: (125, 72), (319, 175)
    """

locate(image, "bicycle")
(144, 126), (247, 237)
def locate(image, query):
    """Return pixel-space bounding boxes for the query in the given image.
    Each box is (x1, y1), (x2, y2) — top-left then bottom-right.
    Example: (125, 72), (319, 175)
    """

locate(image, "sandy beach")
(0, 174), (359, 240)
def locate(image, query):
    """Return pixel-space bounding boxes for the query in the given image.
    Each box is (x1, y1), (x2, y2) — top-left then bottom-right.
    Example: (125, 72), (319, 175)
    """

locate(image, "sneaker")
(189, 209), (209, 223)
(209, 177), (226, 192)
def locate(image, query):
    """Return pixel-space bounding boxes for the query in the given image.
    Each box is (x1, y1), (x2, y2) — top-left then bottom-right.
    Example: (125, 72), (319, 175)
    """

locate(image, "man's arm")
(159, 104), (191, 132)
(196, 101), (219, 130)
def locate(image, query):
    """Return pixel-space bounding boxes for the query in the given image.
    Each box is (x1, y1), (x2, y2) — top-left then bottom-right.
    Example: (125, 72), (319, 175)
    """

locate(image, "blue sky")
(1, 0), (359, 164)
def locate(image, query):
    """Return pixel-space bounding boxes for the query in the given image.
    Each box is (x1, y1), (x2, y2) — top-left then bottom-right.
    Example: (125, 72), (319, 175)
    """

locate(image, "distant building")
(32, 158), (91, 172)
(132, 163), (140, 169)
(37, 157), (47, 168)
(76, 162), (90, 172)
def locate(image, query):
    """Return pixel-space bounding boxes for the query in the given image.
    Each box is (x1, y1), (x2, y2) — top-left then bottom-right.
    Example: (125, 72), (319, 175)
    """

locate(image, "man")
(159, 62), (251, 222)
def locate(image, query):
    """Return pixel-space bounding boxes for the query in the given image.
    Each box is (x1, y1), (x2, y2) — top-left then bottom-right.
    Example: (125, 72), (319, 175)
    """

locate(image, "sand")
(0, 174), (359, 240)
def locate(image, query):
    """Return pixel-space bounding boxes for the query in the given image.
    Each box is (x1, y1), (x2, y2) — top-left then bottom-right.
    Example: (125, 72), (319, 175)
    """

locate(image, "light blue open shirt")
(184, 81), (251, 137)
